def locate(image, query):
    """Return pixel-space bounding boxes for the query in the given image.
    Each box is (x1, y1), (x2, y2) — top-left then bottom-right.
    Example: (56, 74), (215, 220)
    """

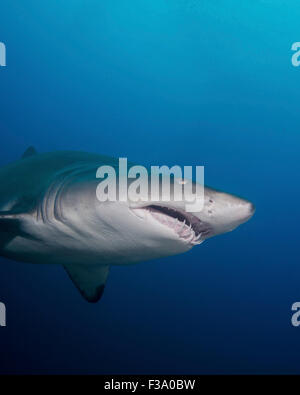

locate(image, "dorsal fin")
(63, 264), (110, 303)
(22, 146), (37, 159)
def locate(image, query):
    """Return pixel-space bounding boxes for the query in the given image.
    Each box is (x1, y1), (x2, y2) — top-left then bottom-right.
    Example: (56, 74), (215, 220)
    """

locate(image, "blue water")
(0, 1), (300, 374)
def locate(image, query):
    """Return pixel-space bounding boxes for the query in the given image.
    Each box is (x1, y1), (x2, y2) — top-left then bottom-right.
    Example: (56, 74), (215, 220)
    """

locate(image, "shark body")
(0, 147), (255, 302)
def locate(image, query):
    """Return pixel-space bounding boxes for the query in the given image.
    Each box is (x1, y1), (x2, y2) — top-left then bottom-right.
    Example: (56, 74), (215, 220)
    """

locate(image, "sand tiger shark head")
(66, 174), (255, 264)
(130, 186), (255, 250)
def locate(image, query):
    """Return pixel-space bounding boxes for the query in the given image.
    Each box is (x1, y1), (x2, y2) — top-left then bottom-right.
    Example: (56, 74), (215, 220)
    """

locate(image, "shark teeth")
(178, 222), (203, 245)
(136, 205), (206, 246)
(179, 220), (186, 233)
(190, 232), (203, 245)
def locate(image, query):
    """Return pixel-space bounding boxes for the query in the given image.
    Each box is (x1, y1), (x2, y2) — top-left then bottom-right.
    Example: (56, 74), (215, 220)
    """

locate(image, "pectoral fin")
(0, 212), (22, 248)
(0, 210), (36, 247)
(63, 264), (110, 303)
(0, 212), (22, 234)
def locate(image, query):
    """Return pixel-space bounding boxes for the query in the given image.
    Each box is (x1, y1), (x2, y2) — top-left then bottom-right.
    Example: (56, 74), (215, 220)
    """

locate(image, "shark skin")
(0, 147), (255, 302)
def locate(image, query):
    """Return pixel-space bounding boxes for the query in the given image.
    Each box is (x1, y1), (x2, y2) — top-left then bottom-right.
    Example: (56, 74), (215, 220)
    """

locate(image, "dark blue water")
(0, 1), (300, 374)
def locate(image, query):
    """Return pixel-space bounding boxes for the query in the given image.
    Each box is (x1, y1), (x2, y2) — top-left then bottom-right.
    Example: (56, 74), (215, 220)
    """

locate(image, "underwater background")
(0, 0), (300, 374)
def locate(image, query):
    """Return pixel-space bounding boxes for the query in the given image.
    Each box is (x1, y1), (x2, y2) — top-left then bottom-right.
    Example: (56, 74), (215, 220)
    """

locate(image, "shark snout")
(205, 190), (255, 236)
(243, 201), (255, 221)
(232, 198), (255, 224)
(225, 195), (255, 230)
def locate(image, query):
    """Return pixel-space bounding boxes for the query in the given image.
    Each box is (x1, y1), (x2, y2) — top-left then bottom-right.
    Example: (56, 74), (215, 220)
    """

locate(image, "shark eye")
(209, 199), (213, 203)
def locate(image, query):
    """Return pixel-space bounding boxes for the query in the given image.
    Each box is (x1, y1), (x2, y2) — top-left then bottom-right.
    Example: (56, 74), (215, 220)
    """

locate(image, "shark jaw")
(131, 204), (212, 246)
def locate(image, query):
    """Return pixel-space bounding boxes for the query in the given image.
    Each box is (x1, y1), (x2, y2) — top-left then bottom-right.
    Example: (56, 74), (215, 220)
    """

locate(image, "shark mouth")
(133, 204), (210, 245)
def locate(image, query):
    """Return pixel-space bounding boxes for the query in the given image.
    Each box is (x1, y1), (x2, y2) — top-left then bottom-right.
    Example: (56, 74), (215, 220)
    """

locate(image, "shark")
(0, 147), (255, 302)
